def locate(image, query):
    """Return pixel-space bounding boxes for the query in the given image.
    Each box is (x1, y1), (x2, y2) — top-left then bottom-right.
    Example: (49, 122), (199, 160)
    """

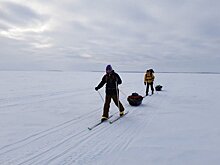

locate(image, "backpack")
(149, 69), (154, 73)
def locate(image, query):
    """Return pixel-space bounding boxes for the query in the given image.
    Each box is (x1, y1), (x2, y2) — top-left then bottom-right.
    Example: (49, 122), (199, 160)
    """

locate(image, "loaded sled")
(127, 93), (143, 106)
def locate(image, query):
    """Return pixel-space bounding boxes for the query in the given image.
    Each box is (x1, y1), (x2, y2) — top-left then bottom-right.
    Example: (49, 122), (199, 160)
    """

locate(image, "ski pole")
(115, 81), (120, 110)
(119, 89), (127, 97)
(97, 90), (104, 102)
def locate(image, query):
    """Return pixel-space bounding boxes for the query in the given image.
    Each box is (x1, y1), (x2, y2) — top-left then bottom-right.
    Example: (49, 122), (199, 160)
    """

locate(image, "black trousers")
(146, 82), (154, 94)
(103, 94), (124, 118)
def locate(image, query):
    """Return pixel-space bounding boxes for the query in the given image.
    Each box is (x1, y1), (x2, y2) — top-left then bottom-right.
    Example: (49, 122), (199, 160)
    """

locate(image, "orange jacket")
(144, 72), (155, 83)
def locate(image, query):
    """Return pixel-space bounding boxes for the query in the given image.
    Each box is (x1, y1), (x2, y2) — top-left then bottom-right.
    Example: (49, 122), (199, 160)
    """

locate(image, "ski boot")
(101, 116), (108, 122)
(120, 111), (124, 117)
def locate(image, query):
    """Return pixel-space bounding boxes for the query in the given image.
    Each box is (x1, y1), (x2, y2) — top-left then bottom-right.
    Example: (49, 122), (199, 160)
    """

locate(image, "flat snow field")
(0, 71), (220, 165)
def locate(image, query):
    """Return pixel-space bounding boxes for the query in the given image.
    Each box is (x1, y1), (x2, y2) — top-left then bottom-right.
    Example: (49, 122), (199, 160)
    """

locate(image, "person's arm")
(95, 75), (106, 90)
(115, 73), (122, 85)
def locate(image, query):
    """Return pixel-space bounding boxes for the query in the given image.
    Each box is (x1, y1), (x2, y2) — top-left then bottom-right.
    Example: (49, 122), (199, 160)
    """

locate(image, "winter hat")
(106, 65), (113, 72)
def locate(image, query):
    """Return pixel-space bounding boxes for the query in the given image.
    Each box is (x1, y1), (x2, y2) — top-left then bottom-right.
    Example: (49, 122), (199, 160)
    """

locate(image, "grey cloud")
(0, 0), (220, 72)
(0, 1), (48, 28)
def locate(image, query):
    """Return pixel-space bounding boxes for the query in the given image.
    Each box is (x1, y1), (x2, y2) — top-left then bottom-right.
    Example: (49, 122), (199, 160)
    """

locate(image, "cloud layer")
(0, 0), (220, 72)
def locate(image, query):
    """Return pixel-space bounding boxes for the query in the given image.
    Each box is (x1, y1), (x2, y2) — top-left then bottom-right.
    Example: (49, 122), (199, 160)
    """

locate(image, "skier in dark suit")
(95, 65), (125, 122)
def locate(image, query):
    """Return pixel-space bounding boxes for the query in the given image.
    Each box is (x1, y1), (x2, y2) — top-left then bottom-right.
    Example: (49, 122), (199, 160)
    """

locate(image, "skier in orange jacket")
(144, 69), (155, 96)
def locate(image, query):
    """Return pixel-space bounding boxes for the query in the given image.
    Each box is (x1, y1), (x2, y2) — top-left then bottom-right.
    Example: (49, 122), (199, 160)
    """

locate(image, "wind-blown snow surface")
(0, 71), (220, 165)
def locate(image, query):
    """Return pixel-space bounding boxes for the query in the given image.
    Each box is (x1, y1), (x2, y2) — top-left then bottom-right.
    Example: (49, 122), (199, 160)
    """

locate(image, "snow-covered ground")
(0, 71), (220, 165)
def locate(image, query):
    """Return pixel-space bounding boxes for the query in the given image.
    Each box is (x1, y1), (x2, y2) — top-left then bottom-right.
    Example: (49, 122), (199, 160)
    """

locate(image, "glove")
(144, 82), (146, 85)
(95, 87), (99, 91)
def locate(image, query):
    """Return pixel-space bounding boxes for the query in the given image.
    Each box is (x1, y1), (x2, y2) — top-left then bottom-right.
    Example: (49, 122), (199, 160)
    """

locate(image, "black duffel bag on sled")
(155, 85), (163, 91)
(127, 93), (143, 106)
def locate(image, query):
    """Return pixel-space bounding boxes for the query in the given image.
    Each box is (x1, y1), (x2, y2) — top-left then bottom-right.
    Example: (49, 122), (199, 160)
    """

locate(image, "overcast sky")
(0, 0), (219, 72)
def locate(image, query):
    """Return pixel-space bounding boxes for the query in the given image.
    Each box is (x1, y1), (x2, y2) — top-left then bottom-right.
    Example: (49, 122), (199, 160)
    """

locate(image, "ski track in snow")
(0, 72), (201, 165)
(0, 89), (102, 164)
(3, 94), (165, 165)
(0, 72), (220, 165)
(0, 72), (168, 165)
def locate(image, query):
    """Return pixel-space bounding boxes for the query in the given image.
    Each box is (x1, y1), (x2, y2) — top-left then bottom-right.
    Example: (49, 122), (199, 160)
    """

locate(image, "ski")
(88, 115), (113, 130)
(109, 111), (129, 124)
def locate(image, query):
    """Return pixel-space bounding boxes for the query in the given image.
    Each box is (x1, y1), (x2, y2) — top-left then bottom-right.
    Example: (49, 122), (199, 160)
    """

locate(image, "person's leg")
(103, 95), (111, 118)
(150, 82), (154, 94)
(112, 95), (125, 113)
(146, 83), (149, 95)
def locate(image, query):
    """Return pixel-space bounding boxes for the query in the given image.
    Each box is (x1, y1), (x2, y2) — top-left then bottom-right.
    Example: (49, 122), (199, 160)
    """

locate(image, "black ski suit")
(95, 70), (124, 118)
